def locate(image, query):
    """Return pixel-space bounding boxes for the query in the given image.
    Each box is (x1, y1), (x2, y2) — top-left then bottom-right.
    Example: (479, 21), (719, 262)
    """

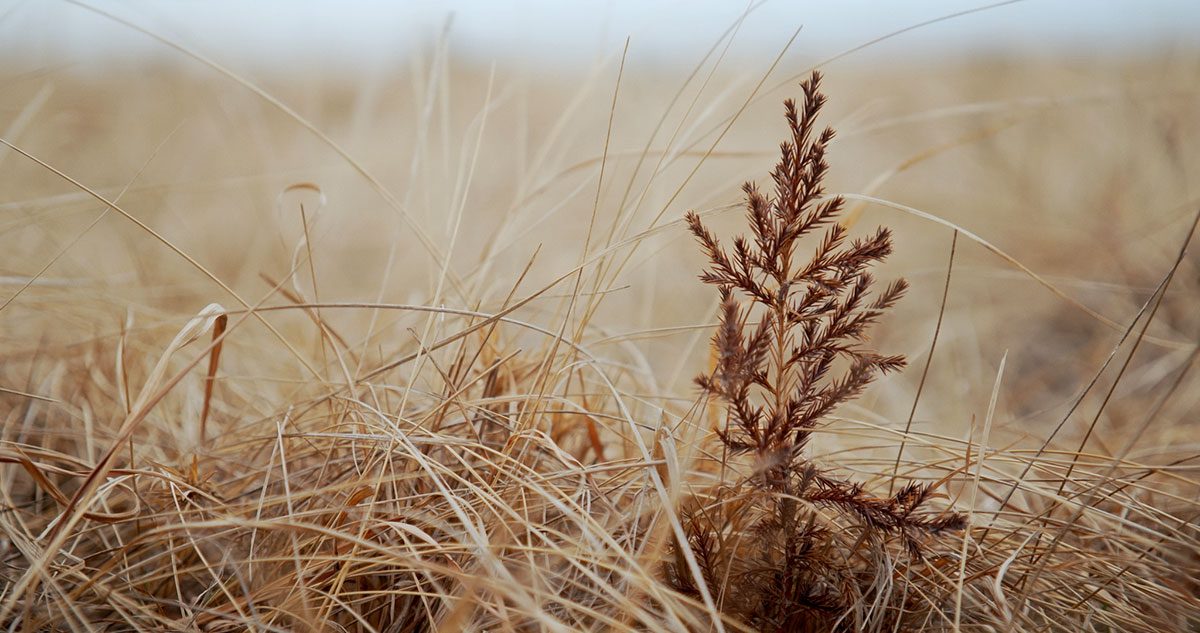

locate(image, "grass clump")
(1, 55), (1199, 633)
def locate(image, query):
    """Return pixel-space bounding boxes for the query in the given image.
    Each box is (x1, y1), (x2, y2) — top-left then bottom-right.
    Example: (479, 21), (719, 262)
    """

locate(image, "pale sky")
(3, 1), (1198, 70)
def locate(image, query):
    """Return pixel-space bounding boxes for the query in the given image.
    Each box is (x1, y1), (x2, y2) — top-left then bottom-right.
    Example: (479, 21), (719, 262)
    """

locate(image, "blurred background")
(3, 0), (1199, 452)
(6, 1), (1199, 69)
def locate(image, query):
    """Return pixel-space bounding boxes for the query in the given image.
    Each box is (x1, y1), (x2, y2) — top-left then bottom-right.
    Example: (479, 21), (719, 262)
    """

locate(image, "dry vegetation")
(1, 12), (1199, 633)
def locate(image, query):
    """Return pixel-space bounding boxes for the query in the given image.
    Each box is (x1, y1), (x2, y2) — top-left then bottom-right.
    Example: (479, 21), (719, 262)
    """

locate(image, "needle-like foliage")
(672, 72), (965, 631)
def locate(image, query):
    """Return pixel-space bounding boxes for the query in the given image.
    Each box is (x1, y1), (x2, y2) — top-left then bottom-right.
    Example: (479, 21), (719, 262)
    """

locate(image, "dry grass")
(1, 13), (1199, 632)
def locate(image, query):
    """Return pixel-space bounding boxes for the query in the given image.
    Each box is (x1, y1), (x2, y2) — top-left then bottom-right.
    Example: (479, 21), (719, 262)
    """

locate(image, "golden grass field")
(1, 15), (1199, 632)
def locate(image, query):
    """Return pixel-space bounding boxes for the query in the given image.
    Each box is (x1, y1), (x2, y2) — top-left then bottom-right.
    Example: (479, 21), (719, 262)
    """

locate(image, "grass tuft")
(1, 47), (1198, 632)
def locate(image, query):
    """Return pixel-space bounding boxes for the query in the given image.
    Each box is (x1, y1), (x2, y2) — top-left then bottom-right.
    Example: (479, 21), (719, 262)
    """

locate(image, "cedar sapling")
(673, 72), (965, 630)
